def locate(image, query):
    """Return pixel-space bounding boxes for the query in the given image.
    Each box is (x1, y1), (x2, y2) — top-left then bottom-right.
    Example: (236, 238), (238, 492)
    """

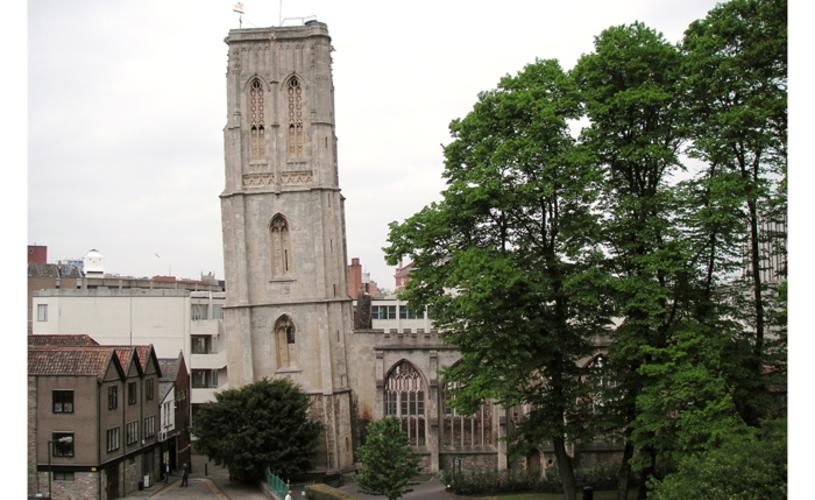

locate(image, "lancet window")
(249, 78), (266, 162)
(384, 360), (426, 447)
(287, 77), (304, 157)
(274, 315), (297, 369)
(269, 214), (291, 277)
(440, 379), (494, 450)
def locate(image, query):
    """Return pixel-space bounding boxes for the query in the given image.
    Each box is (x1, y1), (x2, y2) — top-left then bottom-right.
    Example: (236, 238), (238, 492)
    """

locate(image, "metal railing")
(266, 468), (288, 499)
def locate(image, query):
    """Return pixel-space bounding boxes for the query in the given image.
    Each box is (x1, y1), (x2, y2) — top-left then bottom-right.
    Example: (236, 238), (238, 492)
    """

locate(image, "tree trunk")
(617, 440), (634, 500)
(553, 436), (578, 500)
(747, 197), (765, 359)
(636, 447), (656, 500)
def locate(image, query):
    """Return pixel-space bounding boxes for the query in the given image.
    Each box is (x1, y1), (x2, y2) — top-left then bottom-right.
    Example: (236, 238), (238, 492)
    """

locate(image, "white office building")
(32, 288), (228, 411)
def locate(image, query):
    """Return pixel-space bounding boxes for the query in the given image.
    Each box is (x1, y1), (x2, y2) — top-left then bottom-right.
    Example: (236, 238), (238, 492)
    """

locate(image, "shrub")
(355, 418), (421, 499)
(192, 378), (322, 482)
(440, 464), (622, 496)
(305, 483), (358, 500)
(440, 469), (561, 495)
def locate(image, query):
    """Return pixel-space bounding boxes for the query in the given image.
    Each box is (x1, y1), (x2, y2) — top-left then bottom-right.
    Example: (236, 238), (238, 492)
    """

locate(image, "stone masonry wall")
(28, 376), (38, 495)
(37, 471), (99, 500)
(439, 452), (498, 472)
(123, 455), (141, 495)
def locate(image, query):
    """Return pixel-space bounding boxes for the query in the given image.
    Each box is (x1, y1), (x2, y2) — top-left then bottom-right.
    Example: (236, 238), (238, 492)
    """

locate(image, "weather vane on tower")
(232, 2), (245, 28)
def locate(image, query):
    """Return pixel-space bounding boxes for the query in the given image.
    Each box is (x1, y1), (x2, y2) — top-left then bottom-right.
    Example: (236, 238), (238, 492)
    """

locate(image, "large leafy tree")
(192, 378), (322, 482)
(681, 0), (787, 425)
(572, 22), (690, 499)
(385, 59), (610, 500)
(355, 418), (421, 500)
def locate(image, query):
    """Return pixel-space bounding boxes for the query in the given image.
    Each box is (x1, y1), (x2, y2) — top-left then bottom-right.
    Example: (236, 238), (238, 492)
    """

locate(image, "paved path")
(122, 455), (459, 500)
(120, 454), (266, 500)
(338, 475), (456, 500)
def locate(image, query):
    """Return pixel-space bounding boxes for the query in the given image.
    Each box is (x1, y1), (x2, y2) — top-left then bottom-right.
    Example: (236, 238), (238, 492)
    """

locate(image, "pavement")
(120, 455), (458, 500)
(120, 454), (266, 500)
(338, 475), (456, 500)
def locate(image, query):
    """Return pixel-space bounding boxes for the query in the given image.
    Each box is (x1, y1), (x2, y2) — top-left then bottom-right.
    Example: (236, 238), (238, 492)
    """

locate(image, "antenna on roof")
(233, 2), (245, 28)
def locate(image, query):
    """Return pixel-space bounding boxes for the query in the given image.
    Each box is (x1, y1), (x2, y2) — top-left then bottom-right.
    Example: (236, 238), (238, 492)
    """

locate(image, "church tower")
(220, 21), (354, 472)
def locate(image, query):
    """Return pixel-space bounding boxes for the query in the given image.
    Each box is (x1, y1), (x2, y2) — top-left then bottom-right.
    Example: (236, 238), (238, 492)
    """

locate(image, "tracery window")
(274, 315), (297, 369)
(287, 77), (304, 157)
(584, 354), (610, 411)
(440, 379), (494, 450)
(269, 214), (291, 277)
(249, 78), (266, 162)
(384, 360), (426, 447)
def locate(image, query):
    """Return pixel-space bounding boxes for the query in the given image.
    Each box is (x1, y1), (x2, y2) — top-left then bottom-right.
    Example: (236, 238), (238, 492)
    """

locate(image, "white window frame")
(37, 304), (48, 322)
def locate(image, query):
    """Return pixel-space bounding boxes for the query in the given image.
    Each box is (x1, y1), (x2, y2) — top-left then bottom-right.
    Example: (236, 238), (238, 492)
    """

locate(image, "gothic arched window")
(249, 78), (266, 162)
(274, 315), (297, 369)
(286, 77), (304, 157)
(584, 354), (610, 412)
(384, 360), (426, 447)
(440, 378), (494, 450)
(269, 214), (291, 277)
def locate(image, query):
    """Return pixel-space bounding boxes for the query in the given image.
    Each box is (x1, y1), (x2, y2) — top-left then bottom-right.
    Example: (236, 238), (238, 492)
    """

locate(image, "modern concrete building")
(28, 339), (163, 500)
(27, 245), (223, 334)
(32, 289), (228, 413)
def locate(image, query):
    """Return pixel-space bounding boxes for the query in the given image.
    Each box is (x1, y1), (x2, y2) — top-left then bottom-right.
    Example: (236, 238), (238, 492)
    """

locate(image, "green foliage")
(305, 483), (358, 500)
(632, 322), (747, 472)
(573, 21), (693, 495)
(385, 57), (611, 499)
(355, 418), (421, 500)
(387, 2), (786, 498)
(682, 0), (787, 376)
(440, 469), (562, 496)
(192, 378), (322, 482)
(440, 465), (620, 496)
(650, 419), (786, 500)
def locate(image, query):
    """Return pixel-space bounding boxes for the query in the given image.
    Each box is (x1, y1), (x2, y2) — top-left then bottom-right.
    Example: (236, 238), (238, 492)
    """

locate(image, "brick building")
(28, 337), (163, 499)
(157, 353), (191, 474)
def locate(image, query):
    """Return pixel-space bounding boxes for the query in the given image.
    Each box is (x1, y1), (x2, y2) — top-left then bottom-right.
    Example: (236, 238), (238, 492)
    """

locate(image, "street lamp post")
(48, 435), (74, 499)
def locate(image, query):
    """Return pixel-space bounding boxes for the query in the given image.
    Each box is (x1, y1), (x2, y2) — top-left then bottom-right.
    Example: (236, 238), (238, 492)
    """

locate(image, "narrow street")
(120, 454), (265, 500)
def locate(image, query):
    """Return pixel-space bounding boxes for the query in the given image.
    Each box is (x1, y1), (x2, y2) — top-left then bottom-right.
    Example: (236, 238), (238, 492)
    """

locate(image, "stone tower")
(220, 21), (354, 472)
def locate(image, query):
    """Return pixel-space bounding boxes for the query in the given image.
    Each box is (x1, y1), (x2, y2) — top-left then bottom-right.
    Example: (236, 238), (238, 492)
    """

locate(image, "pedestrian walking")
(285, 490), (293, 500)
(164, 462), (171, 483)
(181, 463), (189, 487)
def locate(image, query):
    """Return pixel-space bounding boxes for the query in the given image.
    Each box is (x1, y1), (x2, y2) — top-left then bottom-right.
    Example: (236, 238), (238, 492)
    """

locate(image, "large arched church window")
(584, 354), (610, 413)
(286, 76), (304, 157)
(440, 376), (494, 450)
(384, 360), (426, 447)
(274, 315), (297, 369)
(269, 214), (291, 277)
(249, 78), (266, 162)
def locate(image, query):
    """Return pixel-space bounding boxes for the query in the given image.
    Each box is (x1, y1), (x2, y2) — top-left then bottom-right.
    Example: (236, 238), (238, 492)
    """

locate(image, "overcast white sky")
(28, 0), (723, 287)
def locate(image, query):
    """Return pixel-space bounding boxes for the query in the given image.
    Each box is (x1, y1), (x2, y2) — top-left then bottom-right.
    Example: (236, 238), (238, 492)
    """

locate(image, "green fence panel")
(266, 468), (288, 499)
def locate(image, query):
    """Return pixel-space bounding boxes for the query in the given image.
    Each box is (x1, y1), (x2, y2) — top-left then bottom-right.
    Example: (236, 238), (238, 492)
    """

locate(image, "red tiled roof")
(104, 345), (152, 373)
(28, 334), (100, 346)
(113, 348), (136, 371)
(28, 347), (114, 377)
(28, 341), (159, 379)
